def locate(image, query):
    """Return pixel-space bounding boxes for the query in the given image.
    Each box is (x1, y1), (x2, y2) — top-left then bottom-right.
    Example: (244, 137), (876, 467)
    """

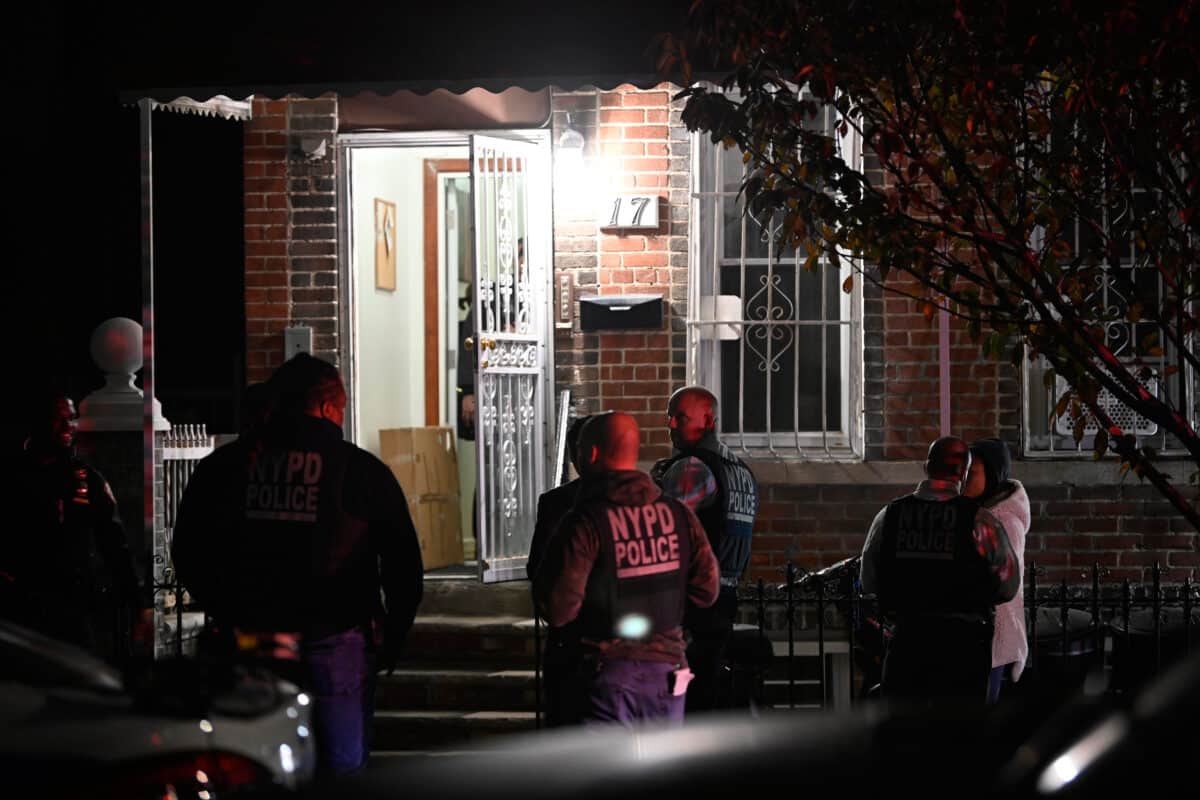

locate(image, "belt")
(719, 576), (740, 589)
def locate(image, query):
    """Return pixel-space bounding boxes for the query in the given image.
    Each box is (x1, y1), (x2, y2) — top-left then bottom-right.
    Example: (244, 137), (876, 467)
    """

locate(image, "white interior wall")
(350, 145), (466, 457)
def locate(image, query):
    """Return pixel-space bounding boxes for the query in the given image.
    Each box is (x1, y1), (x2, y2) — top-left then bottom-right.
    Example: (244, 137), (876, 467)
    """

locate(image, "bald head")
(579, 412), (640, 472)
(925, 436), (972, 482)
(668, 385), (718, 450)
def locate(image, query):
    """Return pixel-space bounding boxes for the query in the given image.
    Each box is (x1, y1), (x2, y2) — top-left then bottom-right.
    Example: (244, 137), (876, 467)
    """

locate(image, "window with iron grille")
(1023, 187), (1197, 456)
(688, 107), (863, 459)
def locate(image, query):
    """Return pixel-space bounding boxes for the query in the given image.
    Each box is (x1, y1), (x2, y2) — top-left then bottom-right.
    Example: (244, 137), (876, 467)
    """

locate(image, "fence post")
(1029, 564), (1039, 677)
(1091, 563), (1102, 673)
(1060, 578), (1069, 676)
(816, 577), (827, 710)
(1152, 562), (1162, 674)
(848, 570), (858, 708)
(534, 613), (542, 730)
(756, 578), (767, 706)
(1121, 579), (1132, 677)
(1183, 576), (1193, 656)
(786, 563), (795, 710)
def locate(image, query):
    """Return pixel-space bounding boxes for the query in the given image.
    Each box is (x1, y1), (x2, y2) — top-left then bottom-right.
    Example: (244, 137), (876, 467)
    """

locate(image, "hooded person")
(964, 438), (1030, 703)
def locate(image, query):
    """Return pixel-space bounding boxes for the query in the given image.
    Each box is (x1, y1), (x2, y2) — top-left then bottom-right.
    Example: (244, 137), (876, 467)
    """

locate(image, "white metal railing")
(156, 423), (216, 659)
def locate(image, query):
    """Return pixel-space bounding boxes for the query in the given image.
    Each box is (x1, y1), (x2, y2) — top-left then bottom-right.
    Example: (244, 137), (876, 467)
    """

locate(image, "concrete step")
(372, 710), (537, 750)
(418, 574), (534, 618)
(376, 667), (537, 712)
(404, 614), (538, 666)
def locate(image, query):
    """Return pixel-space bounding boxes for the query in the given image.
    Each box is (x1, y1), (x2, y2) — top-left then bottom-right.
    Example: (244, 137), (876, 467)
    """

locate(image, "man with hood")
(964, 438), (1029, 703)
(534, 412), (720, 726)
(173, 354), (424, 775)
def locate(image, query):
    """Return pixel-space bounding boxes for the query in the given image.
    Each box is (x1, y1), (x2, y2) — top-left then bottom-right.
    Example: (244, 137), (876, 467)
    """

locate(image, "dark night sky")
(6, 1), (692, 446)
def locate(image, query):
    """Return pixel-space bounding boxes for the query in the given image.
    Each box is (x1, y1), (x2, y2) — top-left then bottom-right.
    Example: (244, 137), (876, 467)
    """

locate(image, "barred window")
(1024, 187), (1197, 455)
(688, 106), (863, 459)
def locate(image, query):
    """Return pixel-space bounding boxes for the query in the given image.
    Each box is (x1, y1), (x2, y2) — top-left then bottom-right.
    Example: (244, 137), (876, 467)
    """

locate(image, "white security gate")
(471, 134), (552, 583)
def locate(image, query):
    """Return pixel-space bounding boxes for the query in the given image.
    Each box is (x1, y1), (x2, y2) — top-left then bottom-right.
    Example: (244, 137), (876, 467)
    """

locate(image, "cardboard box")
(379, 427), (464, 570)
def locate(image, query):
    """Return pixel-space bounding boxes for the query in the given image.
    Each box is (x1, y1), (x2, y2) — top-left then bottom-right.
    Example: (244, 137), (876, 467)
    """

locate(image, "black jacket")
(1, 449), (140, 646)
(526, 478), (581, 582)
(172, 415), (423, 639)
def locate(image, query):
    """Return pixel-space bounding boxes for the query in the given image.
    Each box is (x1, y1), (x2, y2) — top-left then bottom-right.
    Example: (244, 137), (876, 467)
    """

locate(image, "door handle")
(464, 336), (474, 352)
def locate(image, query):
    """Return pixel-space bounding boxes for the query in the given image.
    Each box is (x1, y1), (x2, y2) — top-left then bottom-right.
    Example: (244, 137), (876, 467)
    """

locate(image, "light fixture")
(557, 112), (585, 154)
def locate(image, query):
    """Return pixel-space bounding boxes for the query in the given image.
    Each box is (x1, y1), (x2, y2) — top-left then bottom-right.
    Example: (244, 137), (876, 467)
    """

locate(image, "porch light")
(557, 112), (585, 154)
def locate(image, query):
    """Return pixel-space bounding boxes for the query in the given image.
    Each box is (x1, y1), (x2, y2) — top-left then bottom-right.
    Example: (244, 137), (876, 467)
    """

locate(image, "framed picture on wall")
(374, 197), (396, 290)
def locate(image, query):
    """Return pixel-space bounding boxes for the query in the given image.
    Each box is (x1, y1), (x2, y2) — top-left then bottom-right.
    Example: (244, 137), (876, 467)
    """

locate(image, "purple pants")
(580, 658), (685, 728)
(303, 626), (376, 775)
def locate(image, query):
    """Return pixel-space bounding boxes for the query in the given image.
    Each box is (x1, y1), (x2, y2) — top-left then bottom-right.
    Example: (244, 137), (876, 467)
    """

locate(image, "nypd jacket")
(859, 478), (1019, 618)
(534, 470), (720, 663)
(172, 415), (424, 639)
(652, 434), (759, 588)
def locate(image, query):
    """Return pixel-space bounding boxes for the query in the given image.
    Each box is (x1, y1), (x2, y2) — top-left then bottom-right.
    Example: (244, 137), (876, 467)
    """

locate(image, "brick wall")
(550, 83), (690, 461)
(244, 96), (340, 384)
(745, 472), (1199, 588)
(877, 272), (1023, 459)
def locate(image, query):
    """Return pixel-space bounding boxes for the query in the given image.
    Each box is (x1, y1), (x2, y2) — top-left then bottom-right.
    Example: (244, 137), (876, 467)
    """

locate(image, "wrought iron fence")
(535, 558), (1197, 725)
(723, 559), (1197, 712)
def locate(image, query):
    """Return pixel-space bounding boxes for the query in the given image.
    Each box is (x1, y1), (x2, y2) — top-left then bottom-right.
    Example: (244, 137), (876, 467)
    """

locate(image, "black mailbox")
(579, 294), (663, 332)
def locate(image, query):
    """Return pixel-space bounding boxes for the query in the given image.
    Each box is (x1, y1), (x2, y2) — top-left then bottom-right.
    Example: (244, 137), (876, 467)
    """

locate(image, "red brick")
(249, 114), (285, 132)
(600, 237), (644, 252)
(246, 241), (288, 258)
(246, 211), (287, 227)
(623, 92), (669, 107)
(623, 253), (667, 268)
(622, 157), (669, 173)
(624, 125), (669, 140)
(600, 109), (645, 124)
(246, 303), (289, 319)
(604, 396), (650, 412)
(625, 348), (668, 364)
(634, 174), (669, 188)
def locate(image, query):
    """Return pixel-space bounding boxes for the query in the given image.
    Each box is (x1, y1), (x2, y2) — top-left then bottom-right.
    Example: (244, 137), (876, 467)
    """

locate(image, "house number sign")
(601, 194), (659, 230)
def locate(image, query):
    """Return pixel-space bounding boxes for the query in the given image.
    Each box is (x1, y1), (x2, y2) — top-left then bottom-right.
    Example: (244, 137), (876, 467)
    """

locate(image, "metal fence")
(155, 424), (215, 659)
(722, 558), (1198, 711)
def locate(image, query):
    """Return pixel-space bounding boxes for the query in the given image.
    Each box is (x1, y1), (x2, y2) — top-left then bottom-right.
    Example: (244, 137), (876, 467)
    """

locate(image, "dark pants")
(579, 658), (684, 728)
(882, 617), (993, 705)
(543, 632), (583, 727)
(303, 626), (376, 775)
(987, 663), (1012, 704)
(684, 588), (738, 715)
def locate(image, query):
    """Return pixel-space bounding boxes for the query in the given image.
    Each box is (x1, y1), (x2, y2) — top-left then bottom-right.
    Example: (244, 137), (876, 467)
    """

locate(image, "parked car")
(306, 651), (1198, 799)
(0, 618), (316, 798)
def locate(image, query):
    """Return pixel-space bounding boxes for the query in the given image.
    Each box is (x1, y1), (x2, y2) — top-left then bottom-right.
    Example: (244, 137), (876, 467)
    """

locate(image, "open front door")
(471, 134), (552, 583)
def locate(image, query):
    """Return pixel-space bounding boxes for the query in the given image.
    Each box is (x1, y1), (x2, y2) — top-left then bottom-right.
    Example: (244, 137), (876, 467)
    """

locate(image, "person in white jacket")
(964, 438), (1030, 704)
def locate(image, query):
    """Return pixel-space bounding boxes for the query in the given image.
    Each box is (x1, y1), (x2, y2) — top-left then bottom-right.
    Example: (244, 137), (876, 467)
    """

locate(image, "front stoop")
(374, 575), (541, 755)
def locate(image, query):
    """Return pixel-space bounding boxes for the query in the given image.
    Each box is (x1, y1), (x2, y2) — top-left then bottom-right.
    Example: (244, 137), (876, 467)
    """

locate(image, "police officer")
(651, 386), (759, 714)
(534, 412), (720, 727)
(1, 392), (141, 658)
(172, 354), (424, 775)
(526, 414), (590, 727)
(859, 436), (1019, 704)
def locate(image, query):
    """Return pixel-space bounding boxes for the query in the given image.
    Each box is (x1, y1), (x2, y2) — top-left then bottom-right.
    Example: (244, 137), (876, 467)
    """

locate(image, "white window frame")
(687, 97), (864, 460)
